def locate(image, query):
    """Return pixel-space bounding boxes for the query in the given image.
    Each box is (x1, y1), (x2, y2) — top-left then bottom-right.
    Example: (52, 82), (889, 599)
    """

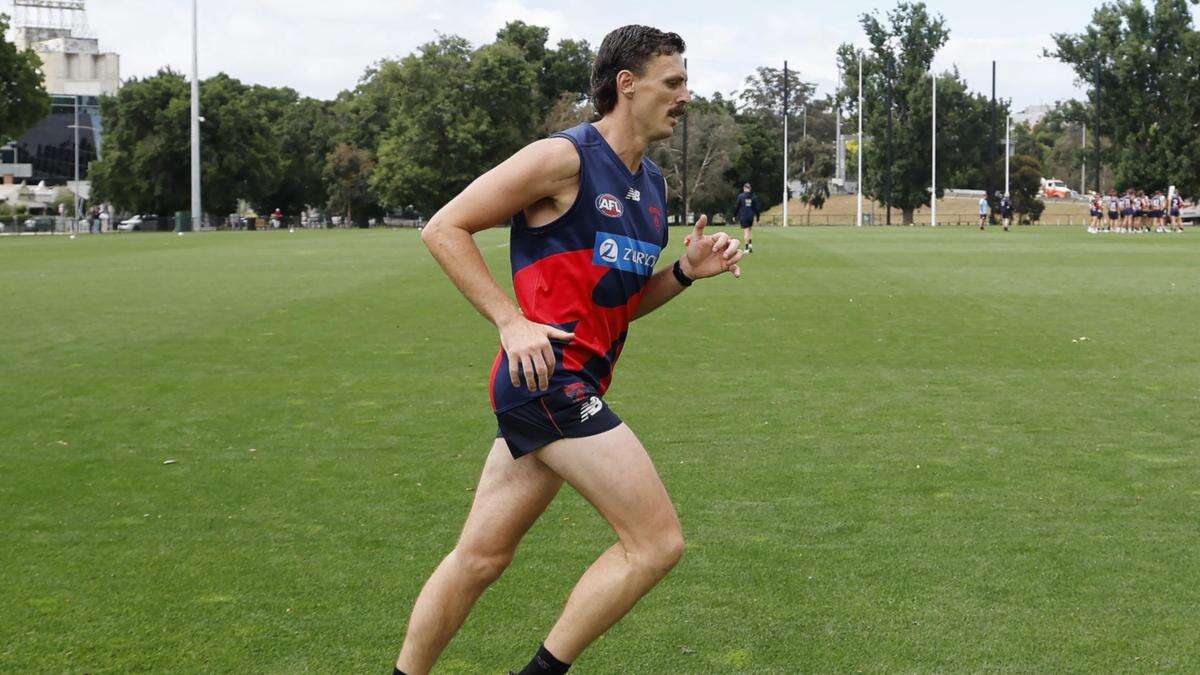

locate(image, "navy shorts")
(739, 219), (754, 229)
(495, 383), (622, 459)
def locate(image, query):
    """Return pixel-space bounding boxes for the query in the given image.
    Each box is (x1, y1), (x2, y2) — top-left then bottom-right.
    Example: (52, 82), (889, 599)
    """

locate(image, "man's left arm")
(634, 215), (742, 320)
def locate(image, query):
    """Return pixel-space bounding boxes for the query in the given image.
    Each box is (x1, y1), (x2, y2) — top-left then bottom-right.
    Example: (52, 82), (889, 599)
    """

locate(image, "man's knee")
(452, 545), (513, 586)
(628, 521), (685, 579)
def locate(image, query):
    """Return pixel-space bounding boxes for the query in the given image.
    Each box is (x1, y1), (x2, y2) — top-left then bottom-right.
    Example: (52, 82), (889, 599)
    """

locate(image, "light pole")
(67, 97), (95, 234)
(73, 94), (80, 230)
(856, 50), (863, 227)
(931, 72), (936, 227)
(189, 0), (202, 231)
(1005, 114), (1011, 197)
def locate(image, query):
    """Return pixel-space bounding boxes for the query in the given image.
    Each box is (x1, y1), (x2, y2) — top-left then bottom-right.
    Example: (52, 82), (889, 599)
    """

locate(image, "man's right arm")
(420, 137), (580, 393)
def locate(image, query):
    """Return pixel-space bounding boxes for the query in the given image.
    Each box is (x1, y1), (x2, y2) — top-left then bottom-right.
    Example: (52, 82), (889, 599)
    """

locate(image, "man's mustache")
(668, 105), (688, 118)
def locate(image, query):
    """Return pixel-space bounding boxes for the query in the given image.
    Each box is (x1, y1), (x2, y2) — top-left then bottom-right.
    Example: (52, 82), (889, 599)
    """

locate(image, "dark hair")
(590, 25), (686, 116)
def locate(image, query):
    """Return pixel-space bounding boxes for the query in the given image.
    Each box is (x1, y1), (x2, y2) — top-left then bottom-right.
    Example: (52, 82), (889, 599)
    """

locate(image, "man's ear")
(616, 69), (636, 98)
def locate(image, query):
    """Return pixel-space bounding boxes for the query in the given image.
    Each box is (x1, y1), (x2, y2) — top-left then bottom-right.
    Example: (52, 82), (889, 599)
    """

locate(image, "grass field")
(2, 226), (1198, 673)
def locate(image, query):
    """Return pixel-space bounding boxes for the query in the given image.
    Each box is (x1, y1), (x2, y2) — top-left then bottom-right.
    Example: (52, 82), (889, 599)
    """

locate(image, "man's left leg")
(516, 423), (684, 672)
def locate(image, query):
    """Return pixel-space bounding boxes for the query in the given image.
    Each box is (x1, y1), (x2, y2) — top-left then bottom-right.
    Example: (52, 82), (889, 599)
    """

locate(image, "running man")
(1000, 192), (1013, 231)
(392, 25), (744, 675)
(732, 182), (761, 253)
(979, 194), (989, 230)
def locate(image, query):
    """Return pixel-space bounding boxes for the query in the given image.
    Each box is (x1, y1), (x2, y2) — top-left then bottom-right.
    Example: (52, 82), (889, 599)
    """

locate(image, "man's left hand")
(680, 215), (743, 280)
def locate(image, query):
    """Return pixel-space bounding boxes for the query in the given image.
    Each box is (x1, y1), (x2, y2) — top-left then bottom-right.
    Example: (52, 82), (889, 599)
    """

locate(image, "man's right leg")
(742, 226), (752, 252)
(395, 438), (564, 675)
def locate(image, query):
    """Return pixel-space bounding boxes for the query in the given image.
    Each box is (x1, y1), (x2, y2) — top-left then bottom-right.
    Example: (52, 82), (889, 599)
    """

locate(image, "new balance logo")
(625, 188), (641, 202)
(580, 396), (603, 422)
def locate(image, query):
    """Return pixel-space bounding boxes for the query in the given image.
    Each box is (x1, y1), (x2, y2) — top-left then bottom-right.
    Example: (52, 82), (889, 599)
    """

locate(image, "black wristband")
(672, 259), (694, 287)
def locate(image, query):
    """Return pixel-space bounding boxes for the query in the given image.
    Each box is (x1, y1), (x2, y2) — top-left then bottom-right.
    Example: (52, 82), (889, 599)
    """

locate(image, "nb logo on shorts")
(580, 396), (603, 422)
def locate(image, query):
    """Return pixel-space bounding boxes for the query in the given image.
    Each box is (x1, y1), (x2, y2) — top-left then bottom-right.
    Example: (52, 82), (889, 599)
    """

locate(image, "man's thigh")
(456, 438), (564, 555)
(534, 424), (678, 547)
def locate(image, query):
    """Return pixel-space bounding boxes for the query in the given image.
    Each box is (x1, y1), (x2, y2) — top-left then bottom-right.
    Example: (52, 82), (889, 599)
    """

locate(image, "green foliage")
(255, 88), (339, 215)
(323, 143), (374, 224)
(0, 13), (50, 144)
(725, 111), (785, 212)
(1007, 154), (1045, 223)
(88, 70), (191, 216)
(837, 2), (952, 224)
(929, 69), (1009, 194)
(793, 136), (835, 211)
(89, 70), (286, 217)
(648, 95), (741, 222)
(370, 36), (539, 214)
(1050, 0), (1200, 195)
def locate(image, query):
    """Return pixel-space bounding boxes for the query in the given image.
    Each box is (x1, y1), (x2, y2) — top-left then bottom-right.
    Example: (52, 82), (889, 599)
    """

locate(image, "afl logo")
(598, 238), (619, 263)
(595, 193), (623, 218)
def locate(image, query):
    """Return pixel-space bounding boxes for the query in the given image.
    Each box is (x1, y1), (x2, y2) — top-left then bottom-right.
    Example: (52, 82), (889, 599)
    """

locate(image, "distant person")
(732, 182), (761, 253)
(1000, 192), (1013, 231)
(1106, 190), (1119, 231)
(978, 194), (989, 230)
(1169, 190), (1184, 232)
(1152, 191), (1166, 232)
(1088, 192), (1102, 233)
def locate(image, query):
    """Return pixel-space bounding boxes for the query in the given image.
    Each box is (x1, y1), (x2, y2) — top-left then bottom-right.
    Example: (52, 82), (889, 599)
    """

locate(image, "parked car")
(117, 214), (161, 232)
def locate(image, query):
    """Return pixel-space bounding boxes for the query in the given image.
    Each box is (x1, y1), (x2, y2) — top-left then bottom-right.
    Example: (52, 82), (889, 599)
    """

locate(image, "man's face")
(628, 53), (690, 141)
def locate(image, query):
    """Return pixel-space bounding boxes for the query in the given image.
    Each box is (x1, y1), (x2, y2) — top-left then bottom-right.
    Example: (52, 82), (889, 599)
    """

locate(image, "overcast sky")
(12, 0), (1200, 109)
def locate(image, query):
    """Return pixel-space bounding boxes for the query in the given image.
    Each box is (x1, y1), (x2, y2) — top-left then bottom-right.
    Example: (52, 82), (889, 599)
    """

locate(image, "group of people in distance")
(1088, 189), (1186, 234)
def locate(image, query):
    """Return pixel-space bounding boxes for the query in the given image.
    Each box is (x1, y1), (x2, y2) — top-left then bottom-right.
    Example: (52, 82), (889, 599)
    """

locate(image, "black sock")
(393, 668), (406, 675)
(518, 643), (571, 675)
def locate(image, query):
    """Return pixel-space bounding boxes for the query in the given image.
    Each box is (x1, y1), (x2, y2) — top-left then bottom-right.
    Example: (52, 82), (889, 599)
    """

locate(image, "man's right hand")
(499, 316), (575, 392)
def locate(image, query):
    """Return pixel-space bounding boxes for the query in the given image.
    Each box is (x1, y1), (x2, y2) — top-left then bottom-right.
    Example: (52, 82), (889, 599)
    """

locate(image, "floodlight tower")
(190, 0), (202, 231)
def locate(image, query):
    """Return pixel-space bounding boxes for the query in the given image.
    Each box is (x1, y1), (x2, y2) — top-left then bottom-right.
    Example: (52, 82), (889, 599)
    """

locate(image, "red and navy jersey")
(489, 123), (669, 413)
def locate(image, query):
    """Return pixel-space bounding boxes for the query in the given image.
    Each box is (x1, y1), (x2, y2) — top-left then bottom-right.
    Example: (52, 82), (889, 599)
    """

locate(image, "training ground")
(2, 226), (1197, 672)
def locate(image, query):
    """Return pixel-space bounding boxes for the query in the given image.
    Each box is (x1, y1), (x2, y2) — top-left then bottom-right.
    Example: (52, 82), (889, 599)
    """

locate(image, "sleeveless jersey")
(489, 122), (669, 413)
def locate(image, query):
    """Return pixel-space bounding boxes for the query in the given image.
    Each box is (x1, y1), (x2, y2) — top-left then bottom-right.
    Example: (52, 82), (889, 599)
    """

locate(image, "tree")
(647, 96), (741, 223)
(370, 36), (539, 214)
(928, 68), (1009, 194)
(541, 92), (593, 135)
(324, 143), (373, 225)
(724, 66), (820, 214)
(90, 70), (282, 218)
(1049, 0), (1200, 195)
(838, 2), (951, 224)
(0, 13), (50, 145)
(196, 74), (282, 217)
(1007, 154), (1045, 223)
(89, 70), (190, 216)
(255, 88), (340, 214)
(792, 136), (834, 219)
(725, 111), (785, 213)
